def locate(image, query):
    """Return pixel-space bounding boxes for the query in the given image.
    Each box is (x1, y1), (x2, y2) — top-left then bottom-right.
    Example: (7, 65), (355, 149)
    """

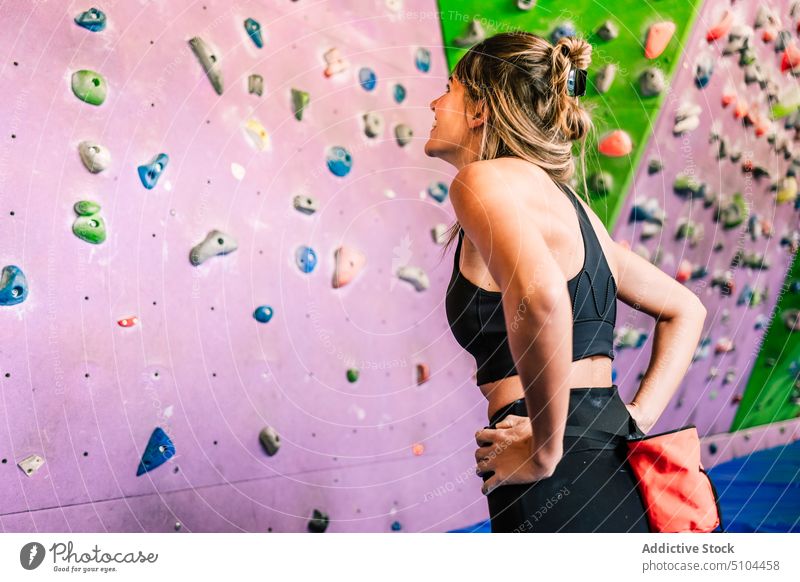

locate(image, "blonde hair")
(437, 31), (594, 261)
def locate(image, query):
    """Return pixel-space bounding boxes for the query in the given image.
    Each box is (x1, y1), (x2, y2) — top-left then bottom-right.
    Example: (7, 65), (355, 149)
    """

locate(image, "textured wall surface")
(0, 0), (491, 532)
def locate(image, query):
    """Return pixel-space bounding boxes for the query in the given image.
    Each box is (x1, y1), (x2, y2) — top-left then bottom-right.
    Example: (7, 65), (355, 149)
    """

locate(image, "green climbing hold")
(72, 201), (106, 244)
(346, 368), (359, 383)
(291, 88), (310, 120)
(71, 69), (107, 106)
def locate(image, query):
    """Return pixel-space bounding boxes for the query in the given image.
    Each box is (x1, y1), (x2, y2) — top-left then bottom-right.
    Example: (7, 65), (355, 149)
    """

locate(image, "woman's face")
(424, 75), (477, 166)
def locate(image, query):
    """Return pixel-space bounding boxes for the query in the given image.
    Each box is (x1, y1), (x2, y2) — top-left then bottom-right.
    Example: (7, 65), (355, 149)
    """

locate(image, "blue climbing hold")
(326, 146), (352, 177)
(391, 521), (402, 531)
(136, 427), (175, 476)
(253, 305), (273, 323)
(427, 181), (448, 203)
(550, 22), (576, 44)
(393, 83), (406, 104)
(0, 265), (29, 307)
(296, 245), (318, 273)
(415, 47), (431, 73)
(74, 7), (106, 32)
(359, 67), (377, 91)
(138, 153), (169, 189)
(244, 17), (263, 48)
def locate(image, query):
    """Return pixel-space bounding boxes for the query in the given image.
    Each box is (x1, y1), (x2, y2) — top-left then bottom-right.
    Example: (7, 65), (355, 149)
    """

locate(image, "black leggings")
(481, 385), (651, 533)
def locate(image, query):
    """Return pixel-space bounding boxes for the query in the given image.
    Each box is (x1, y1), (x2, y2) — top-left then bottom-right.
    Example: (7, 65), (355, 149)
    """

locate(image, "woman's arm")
(449, 161), (572, 488)
(610, 240), (708, 433)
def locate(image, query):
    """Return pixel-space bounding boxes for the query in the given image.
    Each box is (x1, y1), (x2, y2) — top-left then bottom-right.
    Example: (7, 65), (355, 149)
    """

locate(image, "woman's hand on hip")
(474, 414), (562, 496)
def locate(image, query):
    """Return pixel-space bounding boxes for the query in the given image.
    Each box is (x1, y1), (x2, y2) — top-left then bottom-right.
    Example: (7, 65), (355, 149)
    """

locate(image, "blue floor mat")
(448, 440), (800, 533)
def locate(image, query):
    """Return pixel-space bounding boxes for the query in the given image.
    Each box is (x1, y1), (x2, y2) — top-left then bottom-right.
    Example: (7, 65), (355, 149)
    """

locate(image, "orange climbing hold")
(598, 130), (632, 157)
(416, 363), (430, 385)
(781, 43), (800, 73)
(118, 316), (139, 327)
(412, 443), (425, 456)
(645, 21), (676, 59)
(706, 10), (733, 42)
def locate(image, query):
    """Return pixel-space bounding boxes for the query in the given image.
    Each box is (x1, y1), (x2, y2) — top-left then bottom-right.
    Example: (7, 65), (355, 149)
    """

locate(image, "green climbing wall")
(733, 251), (800, 430)
(436, 0), (703, 228)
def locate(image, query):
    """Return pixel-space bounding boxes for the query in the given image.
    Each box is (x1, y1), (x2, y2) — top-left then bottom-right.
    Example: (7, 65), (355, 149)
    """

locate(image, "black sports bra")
(445, 180), (617, 386)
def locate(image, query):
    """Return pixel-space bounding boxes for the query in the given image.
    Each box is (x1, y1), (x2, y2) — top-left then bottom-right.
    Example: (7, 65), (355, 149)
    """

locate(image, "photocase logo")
(20, 542), (46, 570)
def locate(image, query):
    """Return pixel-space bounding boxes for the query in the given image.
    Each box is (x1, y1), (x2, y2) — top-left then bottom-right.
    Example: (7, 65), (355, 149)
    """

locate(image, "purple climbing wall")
(0, 1), (491, 532)
(612, 0), (800, 441)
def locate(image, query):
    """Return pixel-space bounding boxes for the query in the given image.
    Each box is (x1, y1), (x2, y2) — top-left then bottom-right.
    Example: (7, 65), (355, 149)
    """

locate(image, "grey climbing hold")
(518, 0), (537, 10)
(188, 36), (223, 95)
(0, 265), (29, 306)
(363, 111), (385, 138)
(596, 20), (618, 41)
(18, 454), (45, 477)
(293, 194), (319, 214)
(594, 64), (616, 94)
(259, 426), (281, 456)
(673, 102), (701, 135)
(647, 159), (663, 174)
(454, 19), (485, 47)
(589, 171), (613, 194)
(396, 265), (429, 291)
(189, 230), (238, 266)
(394, 123), (413, 146)
(639, 67), (666, 97)
(248, 74), (263, 96)
(78, 140), (111, 173)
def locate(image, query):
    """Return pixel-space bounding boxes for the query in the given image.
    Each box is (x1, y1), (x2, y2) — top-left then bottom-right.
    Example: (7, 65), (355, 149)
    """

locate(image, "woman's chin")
(423, 138), (443, 159)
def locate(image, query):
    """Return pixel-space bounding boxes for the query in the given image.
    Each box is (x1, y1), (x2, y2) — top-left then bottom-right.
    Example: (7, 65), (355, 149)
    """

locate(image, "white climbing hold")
(231, 162), (246, 180)
(189, 229), (238, 266)
(396, 265), (429, 291)
(78, 140), (111, 173)
(243, 118), (271, 151)
(18, 454), (45, 477)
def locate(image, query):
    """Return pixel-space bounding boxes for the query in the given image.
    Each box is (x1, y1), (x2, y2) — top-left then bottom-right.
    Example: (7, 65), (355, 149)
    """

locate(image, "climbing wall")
(0, 1), (492, 532)
(611, 0), (800, 450)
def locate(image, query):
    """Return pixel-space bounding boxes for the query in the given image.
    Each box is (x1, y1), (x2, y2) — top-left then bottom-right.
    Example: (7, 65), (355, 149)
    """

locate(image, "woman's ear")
(466, 101), (488, 129)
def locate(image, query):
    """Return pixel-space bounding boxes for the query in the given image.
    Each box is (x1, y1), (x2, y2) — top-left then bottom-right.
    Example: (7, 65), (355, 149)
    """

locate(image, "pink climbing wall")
(0, 1), (491, 532)
(611, 0), (800, 444)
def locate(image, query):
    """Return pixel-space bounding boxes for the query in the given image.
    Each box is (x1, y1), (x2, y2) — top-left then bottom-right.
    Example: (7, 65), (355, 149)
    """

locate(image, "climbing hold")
(721, 88), (736, 108)
(243, 118), (271, 151)
(675, 219), (703, 247)
(189, 229), (238, 266)
(777, 176), (798, 204)
(0, 265), (29, 306)
(427, 181), (448, 203)
(293, 194), (319, 215)
(188, 37), (223, 95)
(17, 454), (45, 477)
(174, 522), (182, 531)
(647, 158), (663, 174)
(706, 11), (732, 42)
(332, 245), (366, 288)
(393, 83), (406, 104)
(454, 19), (485, 47)
(244, 17), (263, 48)
(783, 309), (800, 331)
(253, 306), (273, 323)
(394, 123), (413, 147)
(715, 192), (748, 229)
(308, 509), (329, 533)
(259, 426), (281, 455)
(358, 67), (377, 91)
(323, 47), (348, 77)
(596, 20), (618, 41)
(598, 130), (632, 157)
(432, 224), (449, 244)
(71, 69), (107, 106)
(415, 47), (431, 73)
(743, 63), (763, 86)
(755, 6), (779, 30)
(72, 201), (106, 244)
(645, 21), (676, 58)
(628, 198), (665, 224)
(78, 140), (110, 173)
(673, 102), (701, 135)
(550, 22), (576, 44)
(363, 111), (385, 138)
(137, 153), (169, 190)
(781, 44), (800, 73)
(589, 171), (613, 194)
(347, 368), (359, 382)
(694, 53), (714, 88)
(411, 443), (424, 456)
(230, 162), (246, 181)
(594, 64), (616, 94)
(74, 7), (106, 32)
(723, 24), (751, 55)
(776, 30), (792, 53)
(291, 88), (310, 120)
(733, 99), (748, 119)
(326, 146), (352, 177)
(117, 316), (139, 328)
(385, 0), (402, 13)
(673, 174), (705, 199)
(638, 67), (665, 97)
(397, 265), (429, 291)
(391, 521), (402, 531)
(74, 200), (101, 216)
(248, 74), (263, 96)
(136, 427), (175, 476)
(295, 245), (317, 273)
(416, 363), (430, 385)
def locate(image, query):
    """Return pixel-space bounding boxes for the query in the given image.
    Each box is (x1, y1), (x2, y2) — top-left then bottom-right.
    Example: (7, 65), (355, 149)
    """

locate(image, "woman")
(426, 32), (707, 532)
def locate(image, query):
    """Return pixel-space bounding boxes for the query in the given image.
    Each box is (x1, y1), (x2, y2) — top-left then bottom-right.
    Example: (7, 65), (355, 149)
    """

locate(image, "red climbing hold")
(733, 100), (748, 119)
(721, 90), (736, 108)
(598, 130), (632, 157)
(781, 43), (800, 73)
(706, 10), (733, 42)
(645, 21), (676, 59)
(118, 316), (139, 327)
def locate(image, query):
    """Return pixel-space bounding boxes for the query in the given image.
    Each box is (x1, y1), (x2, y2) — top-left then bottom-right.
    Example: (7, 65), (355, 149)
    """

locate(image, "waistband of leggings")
(488, 384), (618, 426)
